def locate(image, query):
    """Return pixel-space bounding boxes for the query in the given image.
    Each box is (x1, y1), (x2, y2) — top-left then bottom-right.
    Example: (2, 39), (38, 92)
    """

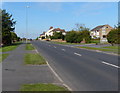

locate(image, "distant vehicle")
(30, 39), (32, 41)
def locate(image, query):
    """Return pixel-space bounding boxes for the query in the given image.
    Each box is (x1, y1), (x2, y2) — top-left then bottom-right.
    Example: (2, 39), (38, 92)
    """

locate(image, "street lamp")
(26, 5), (30, 43)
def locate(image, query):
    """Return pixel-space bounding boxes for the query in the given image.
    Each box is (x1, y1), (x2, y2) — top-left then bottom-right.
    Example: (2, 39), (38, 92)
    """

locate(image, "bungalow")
(90, 24), (113, 43)
(45, 26), (66, 39)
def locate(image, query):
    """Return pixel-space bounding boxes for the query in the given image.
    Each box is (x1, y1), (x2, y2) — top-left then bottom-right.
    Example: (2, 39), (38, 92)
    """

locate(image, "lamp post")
(26, 5), (30, 43)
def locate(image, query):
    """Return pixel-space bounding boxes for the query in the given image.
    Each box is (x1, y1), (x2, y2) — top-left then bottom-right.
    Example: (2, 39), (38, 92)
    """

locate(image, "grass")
(103, 46), (119, 49)
(0, 54), (9, 62)
(90, 40), (100, 43)
(20, 83), (68, 91)
(26, 44), (35, 50)
(50, 41), (86, 45)
(24, 53), (46, 65)
(76, 46), (119, 54)
(1, 42), (22, 52)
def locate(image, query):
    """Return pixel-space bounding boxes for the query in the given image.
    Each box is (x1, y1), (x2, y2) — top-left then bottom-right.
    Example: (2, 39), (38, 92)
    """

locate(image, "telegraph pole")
(26, 5), (30, 43)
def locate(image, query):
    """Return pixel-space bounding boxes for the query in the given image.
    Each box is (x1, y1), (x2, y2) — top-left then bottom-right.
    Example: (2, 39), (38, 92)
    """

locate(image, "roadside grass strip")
(50, 41), (86, 45)
(2, 43), (21, 52)
(0, 54), (9, 62)
(20, 83), (69, 91)
(103, 46), (119, 49)
(24, 53), (46, 65)
(76, 46), (119, 54)
(26, 44), (35, 50)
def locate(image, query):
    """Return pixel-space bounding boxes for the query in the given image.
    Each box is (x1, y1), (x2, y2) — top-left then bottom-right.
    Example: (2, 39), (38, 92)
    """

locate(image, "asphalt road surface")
(32, 40), (119, 91)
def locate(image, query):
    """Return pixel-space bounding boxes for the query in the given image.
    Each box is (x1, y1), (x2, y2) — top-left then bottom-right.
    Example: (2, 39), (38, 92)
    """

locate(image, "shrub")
(107, 28), (120, 45)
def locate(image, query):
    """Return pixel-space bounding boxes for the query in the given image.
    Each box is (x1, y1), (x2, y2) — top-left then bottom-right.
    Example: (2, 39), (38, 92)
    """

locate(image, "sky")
(2, 2), (118, 39)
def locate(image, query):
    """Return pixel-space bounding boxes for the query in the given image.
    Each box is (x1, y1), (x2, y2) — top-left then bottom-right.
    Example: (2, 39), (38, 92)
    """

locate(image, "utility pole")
(26, 5), (30, 44)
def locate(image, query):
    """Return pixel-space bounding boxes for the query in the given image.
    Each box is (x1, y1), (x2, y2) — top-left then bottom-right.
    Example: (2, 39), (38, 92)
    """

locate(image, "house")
(90, 24), (113, 43)
(45, 26), (66, 39)
(39, 32), (45, 40)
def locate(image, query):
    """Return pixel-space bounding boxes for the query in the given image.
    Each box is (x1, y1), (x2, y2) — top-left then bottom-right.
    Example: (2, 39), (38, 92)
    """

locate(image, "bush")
(50, 32), (65, 40)
(107, 28), (120, 45)
(82, 30), (91, 43)
(66, 31), (83, 43)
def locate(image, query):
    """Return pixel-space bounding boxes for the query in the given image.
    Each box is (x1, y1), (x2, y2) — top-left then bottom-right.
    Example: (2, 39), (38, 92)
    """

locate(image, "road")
(32, 40), (119, 91)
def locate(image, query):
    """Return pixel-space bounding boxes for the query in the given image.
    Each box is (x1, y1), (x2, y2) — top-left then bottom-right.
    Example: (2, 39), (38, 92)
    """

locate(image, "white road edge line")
(61, 49), (66, 51)
(102, 61), (120, 69)
(74, 52), (82, 56)
(46, 61), (72, 91)
(35, 49), (39, 53)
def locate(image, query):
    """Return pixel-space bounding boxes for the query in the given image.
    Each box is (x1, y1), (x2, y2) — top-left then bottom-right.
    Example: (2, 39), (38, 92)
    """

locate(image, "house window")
(103, 35), (106, 38)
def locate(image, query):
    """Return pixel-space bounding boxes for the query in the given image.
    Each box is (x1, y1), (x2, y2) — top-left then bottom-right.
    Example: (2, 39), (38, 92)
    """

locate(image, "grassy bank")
(20, 83), (68, 91)
(0, 54), (9, 62)
(26, 44), (35, 50)
(24, 53), (46, 65)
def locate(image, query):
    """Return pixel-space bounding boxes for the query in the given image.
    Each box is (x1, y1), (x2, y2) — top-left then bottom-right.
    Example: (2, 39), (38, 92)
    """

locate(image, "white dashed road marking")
(102, 61), (120, 69)
(74, 53), (82, 56)
(61, 49), (66, 51)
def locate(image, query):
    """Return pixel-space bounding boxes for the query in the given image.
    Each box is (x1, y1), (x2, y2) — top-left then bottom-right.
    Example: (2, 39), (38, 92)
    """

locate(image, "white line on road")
(35, 49), (39, 53)
(101, 61), (120, 69)
(74, 52), (82, 56)
(54, 46), (56, 48)
(46, 61), (63, 83)
(61, 49), (66, 51)
(46, 61), (72, 91)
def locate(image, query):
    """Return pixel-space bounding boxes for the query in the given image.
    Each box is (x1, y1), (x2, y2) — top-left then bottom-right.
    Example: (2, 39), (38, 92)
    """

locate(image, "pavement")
(2, 43), (61, 91)
(32, 40), (119, 91)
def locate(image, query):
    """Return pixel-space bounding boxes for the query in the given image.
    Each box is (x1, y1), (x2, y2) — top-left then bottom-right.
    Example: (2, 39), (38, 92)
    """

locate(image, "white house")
(45, 26), (66, 38)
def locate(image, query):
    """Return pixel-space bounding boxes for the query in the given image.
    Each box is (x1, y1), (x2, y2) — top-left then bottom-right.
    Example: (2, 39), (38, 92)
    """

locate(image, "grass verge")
(1, 42), (22, 52)
(50, 41), (87, 45)
(24, 53), (46, 65)
(0, 54), (9, 62)
(103, 46), (119, 49)
(20, 83), (68, 91)
(26, 44), (35, 50)
(76, 46), (119, 54)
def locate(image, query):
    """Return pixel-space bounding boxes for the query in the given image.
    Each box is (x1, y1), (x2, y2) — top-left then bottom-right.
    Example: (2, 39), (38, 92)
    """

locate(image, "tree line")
(49, 24), (120, 45)
(1, 9), (20, 46)
(50, 24), (91, 43)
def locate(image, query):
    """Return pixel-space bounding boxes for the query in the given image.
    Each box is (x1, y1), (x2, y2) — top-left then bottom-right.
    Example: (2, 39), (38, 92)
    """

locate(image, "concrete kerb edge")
(32, 43), (72, 91)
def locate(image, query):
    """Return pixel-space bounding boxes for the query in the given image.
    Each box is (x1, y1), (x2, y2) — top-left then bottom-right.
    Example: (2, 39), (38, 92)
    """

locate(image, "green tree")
(107, 28), (120, 45)
(66, 30), (83, 43)
(11, 32), (17, 42)
(2, 9), (16, 45)
(50, 32), (65, 40)
(82, 30), (91, 43)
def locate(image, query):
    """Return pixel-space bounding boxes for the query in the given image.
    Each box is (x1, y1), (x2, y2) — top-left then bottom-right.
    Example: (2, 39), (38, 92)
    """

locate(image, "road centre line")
(101, 61), (120, 69)
(74, 52), (82, 56)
